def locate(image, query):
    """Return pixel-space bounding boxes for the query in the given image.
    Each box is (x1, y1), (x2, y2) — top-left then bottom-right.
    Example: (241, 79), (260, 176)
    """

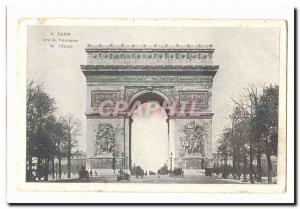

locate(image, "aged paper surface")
(9, 18), (287, 196)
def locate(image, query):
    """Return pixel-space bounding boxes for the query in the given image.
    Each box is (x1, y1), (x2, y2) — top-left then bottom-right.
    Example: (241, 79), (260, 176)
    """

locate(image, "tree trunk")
(67, 155), (71, 178)
(236, 149), (241, 180)
(232, 148), (236, 179)
(51, 157), (55, 179)
(222, 153), (228, 179)
(266, 152), (273, 184)
(256, 149), (262, 182)
(243, 156), (247, 182)
(45, 157), (49, 181)
(58, 153), (62, 179)
(28, 157), (32, 173)
(37, 157), (41, 181)
(67, 130), (71, 179)
(237, 160), (241, 180)
(27, 156), (33, 181)
(249, 143), (254, 183)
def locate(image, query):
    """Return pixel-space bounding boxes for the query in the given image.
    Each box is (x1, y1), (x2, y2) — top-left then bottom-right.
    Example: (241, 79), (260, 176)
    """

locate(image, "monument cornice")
(85, 44), (216, 66)
(81, 64), (219, 70)
(85, 44), (215, 52)
(81, 68), (218, 78)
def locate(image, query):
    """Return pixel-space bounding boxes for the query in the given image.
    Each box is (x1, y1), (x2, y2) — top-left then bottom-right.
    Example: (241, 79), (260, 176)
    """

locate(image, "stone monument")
(81, 44), (219, 175)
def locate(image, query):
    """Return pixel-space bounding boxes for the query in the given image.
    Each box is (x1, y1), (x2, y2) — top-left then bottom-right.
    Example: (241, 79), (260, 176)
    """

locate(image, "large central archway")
(128, 91), (173, 171)
(131, 102), (168, 172)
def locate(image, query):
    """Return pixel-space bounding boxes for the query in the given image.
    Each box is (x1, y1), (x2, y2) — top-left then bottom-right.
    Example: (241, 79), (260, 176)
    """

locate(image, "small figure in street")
(90, 169), (93, 178)
(95, 170), (97, 176)
(79, 166), (89, 181)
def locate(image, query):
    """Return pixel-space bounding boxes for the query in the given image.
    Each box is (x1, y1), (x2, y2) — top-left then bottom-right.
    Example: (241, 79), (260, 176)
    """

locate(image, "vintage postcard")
(7, 17), (290, 202)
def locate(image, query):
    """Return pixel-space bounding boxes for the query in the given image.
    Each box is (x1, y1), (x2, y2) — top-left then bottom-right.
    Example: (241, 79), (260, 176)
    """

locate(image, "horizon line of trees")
(26, 80), (84, 181)
(216, 83), (279, 184)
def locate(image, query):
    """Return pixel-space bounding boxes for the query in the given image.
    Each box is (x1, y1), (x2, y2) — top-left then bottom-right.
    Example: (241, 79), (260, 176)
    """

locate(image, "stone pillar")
(172, 117), (213, 175)
(166, 117), (170, 164)
(84, 117), (128, 175)
(128, 117), (133, 171)
(123, 116), (130, 171)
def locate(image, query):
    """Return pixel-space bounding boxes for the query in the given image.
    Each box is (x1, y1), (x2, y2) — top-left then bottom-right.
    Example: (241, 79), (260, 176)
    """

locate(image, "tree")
(230, 96), (253, 182)
(257, 84), (279, 183)
(237, 116), (251, 182)
(40, 116), (60, 181)
(51, 117), (67, 179)
(26, 80), (56, 181)
(231, 85), (261, 183)
(27, 80), (84, 181)
(219, 83), (279, 184)
(217, 127), (233, 178)
(60, 115), (81, 178)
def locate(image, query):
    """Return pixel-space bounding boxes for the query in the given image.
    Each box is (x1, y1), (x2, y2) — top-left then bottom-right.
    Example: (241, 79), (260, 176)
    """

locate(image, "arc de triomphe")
(81, 44), (219, 175)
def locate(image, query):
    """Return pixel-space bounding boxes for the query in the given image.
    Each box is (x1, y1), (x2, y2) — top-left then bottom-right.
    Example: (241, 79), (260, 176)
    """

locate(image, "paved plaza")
(49, 175), (240, 184)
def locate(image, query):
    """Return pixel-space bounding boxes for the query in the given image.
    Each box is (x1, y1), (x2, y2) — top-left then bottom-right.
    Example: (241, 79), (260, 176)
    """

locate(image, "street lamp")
(121, 152), (124, 170)
(112, 151), (116, 173)
(125, 156), (128, 170)
(170, 152), (173, 176)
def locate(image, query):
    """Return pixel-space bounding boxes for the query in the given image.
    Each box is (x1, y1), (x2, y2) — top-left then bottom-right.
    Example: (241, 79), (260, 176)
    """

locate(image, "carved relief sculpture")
(91, 91), (120, 107)
(181, 121), (206, 156)
(95, 123), (116, 156)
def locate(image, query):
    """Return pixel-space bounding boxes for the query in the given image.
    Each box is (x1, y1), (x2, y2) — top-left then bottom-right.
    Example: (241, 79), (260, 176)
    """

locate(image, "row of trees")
(26, 80), (83, 181)
(217, 84), (279, 184)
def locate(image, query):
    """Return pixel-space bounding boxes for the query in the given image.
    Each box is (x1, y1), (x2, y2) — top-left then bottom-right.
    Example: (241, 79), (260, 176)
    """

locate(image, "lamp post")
(125, 156), (128, 170)
(112, 151), (116, 173)
(217, 151), (220, 167)
(122, 152), (124, 170)
(170, 152), (173, 176)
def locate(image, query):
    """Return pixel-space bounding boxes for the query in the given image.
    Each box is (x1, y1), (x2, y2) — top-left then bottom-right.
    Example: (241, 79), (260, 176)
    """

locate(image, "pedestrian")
(79, 166), (89, 181)
(90, 169), (93, 178)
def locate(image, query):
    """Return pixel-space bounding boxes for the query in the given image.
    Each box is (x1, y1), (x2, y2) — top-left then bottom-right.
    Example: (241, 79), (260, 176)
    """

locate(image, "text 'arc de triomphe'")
(81, 44), (219, 174)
